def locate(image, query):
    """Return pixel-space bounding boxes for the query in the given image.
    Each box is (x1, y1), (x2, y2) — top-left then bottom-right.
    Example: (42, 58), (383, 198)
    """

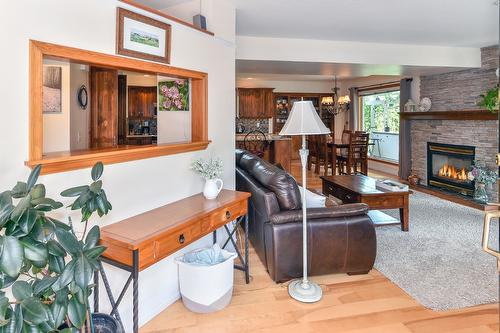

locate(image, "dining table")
(327, 139), (375, 175)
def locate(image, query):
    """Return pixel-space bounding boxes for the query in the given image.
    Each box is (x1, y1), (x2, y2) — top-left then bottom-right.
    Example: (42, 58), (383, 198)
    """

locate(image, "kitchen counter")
(127, 134), (158, 138)
(235, 133), (291, 141)
(235, 133), (292, 171)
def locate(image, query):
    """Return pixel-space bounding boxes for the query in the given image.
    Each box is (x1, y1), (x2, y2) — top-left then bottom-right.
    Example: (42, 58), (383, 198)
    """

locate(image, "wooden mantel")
(399, 110), (498, 121)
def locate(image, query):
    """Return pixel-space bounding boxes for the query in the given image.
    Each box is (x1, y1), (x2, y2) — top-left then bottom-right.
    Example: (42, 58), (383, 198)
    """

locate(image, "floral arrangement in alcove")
(158, 78), (190, 111)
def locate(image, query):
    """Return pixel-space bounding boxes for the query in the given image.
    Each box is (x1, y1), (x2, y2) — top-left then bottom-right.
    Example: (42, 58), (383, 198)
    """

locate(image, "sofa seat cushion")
(269, 203), (369, 224)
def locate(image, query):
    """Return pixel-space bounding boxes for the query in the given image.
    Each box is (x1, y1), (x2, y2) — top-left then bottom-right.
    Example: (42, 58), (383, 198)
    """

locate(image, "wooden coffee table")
(321, 175), (410, 231)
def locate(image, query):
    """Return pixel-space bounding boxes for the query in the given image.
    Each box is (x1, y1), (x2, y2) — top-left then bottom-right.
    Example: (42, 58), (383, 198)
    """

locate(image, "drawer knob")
(178, 234), (185, 244)
(225, 210), (231, 219)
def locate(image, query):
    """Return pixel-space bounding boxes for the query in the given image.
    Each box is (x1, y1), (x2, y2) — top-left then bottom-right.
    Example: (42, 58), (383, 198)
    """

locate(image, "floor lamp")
(279, 100), (331, 303)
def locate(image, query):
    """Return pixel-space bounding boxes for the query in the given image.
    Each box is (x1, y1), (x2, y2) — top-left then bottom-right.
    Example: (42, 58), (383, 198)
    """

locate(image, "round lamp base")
(288, 279), (323, 303)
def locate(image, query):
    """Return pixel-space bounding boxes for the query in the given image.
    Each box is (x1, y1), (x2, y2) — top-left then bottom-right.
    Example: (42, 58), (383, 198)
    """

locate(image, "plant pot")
(203, 178), (223, 200)
(408, 175), (420, 186)
(92, 313), (123, 333)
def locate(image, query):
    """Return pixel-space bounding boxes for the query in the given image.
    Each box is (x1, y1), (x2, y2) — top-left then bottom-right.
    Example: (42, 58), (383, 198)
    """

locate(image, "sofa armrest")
(269, 203), (369, 224)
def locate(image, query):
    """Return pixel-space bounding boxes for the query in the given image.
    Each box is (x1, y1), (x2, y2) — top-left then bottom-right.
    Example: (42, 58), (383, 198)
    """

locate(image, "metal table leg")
(221, 214), (250, 284)
(95, 251), (139, 333)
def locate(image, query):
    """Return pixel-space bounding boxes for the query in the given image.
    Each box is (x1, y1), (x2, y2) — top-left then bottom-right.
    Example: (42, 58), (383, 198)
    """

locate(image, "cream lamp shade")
(279, 101), (330, 136)
(321, 96), (334, 105)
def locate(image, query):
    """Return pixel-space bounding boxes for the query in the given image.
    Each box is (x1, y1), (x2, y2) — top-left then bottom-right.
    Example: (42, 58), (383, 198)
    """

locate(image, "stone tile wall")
(411, 119), (498, 200)
(412, 45), (499, 201)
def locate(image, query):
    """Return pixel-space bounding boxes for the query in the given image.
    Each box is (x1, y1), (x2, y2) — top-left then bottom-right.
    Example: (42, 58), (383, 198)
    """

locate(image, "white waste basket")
(176, 246), (237, 313)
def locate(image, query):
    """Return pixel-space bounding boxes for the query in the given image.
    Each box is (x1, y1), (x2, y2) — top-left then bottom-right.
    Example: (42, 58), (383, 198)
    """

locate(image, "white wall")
(160, 0), (236, 44)
(43, 59), (71, 153)
(70, 63), (90, 151)
(0, 0), (235, 331)
(236, 36), (482, 68)
(237, 78), (334, 93)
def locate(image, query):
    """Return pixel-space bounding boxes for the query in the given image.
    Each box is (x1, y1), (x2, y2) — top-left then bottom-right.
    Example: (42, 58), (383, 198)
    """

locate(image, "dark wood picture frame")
(116, 7), (171, 64)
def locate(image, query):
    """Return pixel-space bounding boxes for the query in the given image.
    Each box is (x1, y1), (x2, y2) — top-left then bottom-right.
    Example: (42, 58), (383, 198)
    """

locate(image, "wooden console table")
(94, 190), (251, 333)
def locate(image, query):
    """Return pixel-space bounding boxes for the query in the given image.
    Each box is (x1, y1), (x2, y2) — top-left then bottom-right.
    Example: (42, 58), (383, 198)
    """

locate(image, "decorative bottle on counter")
(203, 178), (224, 200)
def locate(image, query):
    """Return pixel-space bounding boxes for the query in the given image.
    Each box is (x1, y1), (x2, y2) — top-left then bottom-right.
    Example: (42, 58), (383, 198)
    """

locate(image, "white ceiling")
(234, 0), (499, 47)
(135, 0), (499, 80)
(236, 60), (468, 81)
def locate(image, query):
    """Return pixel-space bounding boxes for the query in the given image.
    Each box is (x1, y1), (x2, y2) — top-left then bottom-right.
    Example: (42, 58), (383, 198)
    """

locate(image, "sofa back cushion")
(237, 150), (301, 210)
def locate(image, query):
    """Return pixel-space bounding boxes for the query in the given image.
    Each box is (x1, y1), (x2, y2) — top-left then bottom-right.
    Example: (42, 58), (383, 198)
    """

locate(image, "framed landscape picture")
(158, 78), (190, 111)
(116, 7), (171, 63)
(42, 66), (62, 113)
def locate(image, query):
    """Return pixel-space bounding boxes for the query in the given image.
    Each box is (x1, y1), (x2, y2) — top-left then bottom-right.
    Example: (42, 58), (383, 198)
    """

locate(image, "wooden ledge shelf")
(26, 141), (210, 174)
(119, 0), (215, 36)
(400, 110), (498, 121)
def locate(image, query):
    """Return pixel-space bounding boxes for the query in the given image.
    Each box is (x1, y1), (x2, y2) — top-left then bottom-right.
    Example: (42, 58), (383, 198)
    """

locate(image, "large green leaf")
(46, 217), (70, 231)
(26, 166), (41, 192)
(12, 282), (32, 302)
(19, 238), (47, 267)
(18, 210), (36, 235)
(32, 277), (57, 296)
(60, 185), (89, 198)
(84, 246), (106, 260)
(0, 236), (23, 278)
(96, 196), (107, 216)
(31, 198), (62, 211)
(83, 226), (100, 251)
(67, 297), (86, 328)
(91, 162), (104, 181)
(48, 255), (65, 275)
(10, 195), (31, 223)
(0, 192), (12, 210)
(29, 185), (45, 201)
(51, 260), (75, 292)
(74, 253), (93, 291)
(89, 180), (102, 194)
(20, 298), (49, 326)
(0, 296), (10, 326)
(30, 218), (55, 243)
(70, 191), (91, 211)
(11, 182), (27, 199)
(0, 272), (16, 290)
(0, 204), (14, 229)
(55, 229), (80, 256)
(50, 298), (66, 329)
(47, 241), (66, 257)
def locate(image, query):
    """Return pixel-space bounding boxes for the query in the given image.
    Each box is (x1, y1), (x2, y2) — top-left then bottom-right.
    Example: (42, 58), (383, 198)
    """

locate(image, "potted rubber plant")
(0, 162), (118, 332)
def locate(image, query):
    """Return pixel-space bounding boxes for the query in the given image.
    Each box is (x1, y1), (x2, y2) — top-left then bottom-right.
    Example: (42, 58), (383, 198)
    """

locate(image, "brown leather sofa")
(236, 149), (376, 282)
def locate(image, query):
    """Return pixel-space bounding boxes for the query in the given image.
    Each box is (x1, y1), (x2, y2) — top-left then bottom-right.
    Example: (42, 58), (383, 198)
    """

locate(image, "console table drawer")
(153, 222), (203, 263)
(210, 201), (247, 228)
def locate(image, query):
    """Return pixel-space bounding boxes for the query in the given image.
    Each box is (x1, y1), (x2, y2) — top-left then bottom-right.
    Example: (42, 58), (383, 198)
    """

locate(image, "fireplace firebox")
(427, 142), (475, 196)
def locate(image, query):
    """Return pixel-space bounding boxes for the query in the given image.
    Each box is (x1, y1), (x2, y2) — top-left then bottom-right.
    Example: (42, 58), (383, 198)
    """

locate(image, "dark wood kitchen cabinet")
(237, 88), (274, 118)
(128, 86), (157, 118)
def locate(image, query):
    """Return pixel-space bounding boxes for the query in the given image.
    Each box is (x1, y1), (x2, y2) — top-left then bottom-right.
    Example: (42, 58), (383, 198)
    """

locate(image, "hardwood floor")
(141, 162), (499, 333)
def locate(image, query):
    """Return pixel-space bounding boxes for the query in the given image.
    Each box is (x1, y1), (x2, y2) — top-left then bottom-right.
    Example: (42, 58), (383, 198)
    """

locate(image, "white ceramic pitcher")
(203, 178), (223, 200)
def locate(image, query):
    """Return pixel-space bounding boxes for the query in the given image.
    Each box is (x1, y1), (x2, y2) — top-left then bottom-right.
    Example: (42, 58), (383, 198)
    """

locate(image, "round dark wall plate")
(77, 85), (88, 110)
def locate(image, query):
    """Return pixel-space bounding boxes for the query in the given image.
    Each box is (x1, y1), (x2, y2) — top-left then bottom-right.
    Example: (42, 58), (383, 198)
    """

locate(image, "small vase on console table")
(203, 178), (223, 200)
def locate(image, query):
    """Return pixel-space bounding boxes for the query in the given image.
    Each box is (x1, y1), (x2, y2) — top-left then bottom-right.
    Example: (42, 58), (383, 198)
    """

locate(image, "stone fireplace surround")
(406, 45), (499, 202)
(411, 118), (498, 201)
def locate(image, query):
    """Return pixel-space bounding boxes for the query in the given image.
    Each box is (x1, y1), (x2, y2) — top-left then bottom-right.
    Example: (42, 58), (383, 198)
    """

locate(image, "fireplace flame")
(438, 164), (468, 181)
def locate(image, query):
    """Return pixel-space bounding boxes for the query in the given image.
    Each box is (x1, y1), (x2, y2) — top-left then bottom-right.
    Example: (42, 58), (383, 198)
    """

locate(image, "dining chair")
(337, 131), (369, 175)
(307, 135), (330, 175)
